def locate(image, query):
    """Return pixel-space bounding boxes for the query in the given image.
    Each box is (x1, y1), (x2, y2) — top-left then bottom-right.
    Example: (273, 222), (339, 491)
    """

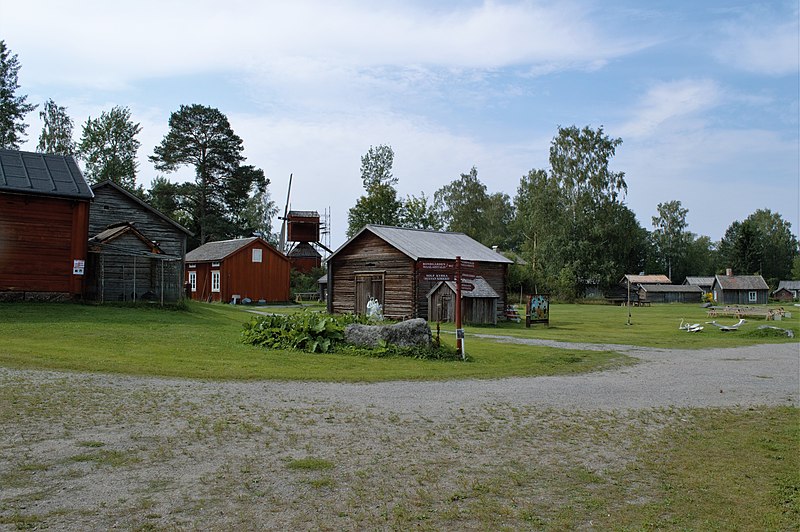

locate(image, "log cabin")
(0, 149), (93, 300)
(326, 225), (513, 321)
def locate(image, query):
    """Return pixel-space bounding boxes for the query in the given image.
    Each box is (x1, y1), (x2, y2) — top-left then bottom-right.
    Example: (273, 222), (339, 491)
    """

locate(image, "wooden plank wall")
(330, 232), (416, 318)
(89, 185), (187, 301)
(330, 231), (509, 321)
(186, 241), (290, 303)
(0, 193), (88, 295)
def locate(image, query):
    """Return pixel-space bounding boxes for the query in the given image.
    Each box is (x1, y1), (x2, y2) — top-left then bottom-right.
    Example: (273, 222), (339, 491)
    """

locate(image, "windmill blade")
(279, 173), (292, 252)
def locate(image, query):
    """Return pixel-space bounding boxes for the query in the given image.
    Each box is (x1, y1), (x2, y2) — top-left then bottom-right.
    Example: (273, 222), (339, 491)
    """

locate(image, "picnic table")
(706, 306), (788, 320)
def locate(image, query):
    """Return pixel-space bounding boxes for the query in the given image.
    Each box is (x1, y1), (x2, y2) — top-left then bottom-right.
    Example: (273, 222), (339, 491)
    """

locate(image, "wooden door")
(355, 273), (384, 315)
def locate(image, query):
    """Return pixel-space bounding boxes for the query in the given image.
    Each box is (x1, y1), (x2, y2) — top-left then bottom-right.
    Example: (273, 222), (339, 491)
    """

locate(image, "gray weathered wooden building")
(711, 272), (769, 305)
(427, 277), (500, 324)
(326, 225), (512, 321)
(86, 180), (192, 303)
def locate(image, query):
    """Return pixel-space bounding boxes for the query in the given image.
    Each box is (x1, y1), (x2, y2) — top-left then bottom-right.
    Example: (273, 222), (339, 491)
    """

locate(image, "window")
(189, 271), (197, 292)
(252, 248), (263, 263)
(748, 291), (757, 303)
(211, 271), (221, 293)
(211, 262), (220, 267)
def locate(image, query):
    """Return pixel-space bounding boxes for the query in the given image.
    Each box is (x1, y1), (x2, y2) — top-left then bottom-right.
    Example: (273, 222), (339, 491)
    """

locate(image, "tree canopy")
(37, 99), (76, 155)
(150, 104), (271, 246)
(78, 106), (142, 190)
(0, 40), (36, 149)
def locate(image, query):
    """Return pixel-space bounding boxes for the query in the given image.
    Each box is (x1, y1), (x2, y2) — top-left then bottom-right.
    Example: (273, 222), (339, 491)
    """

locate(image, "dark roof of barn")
(332, 225), (513, 264)
(92, 180), (193, 236)
(288, 210), (319, 218)
(288, 242), (322, 258)
(639, 284), (703, 293)
(0, 149), (93, 200)
(684, 276), (715, 286)
(427, 277), (499, 299)
(777, 280), (800, 291)
(713, 274), (769, 290)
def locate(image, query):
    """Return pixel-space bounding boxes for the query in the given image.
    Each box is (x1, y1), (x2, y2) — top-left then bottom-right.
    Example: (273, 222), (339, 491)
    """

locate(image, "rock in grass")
(345, 318), (432, 348)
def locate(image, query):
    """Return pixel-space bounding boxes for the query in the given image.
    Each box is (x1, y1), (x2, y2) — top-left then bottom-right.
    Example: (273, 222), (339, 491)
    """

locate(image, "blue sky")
(2, 0), (798, 246)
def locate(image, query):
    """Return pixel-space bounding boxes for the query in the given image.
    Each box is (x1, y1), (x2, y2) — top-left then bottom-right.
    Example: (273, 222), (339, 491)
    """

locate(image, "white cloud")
(1, 0), (651, 89)
(619, 79), (722, 139)
(713, 4), (800, 76)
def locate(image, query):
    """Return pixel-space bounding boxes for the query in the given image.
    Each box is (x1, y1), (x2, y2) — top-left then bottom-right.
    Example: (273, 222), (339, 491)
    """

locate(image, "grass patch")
(287, 457), (334, 471)
(0, 301), (629, 381)
(0, 301), (794, 381)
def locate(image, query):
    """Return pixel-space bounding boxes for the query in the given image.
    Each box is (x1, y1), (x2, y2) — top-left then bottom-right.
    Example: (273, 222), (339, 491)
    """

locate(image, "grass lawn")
(0, 301), (627, 381)
(0, 300), (795, 381)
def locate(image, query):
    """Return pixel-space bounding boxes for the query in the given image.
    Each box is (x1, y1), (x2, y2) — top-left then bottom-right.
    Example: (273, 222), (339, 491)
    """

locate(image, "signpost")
(416, 256), (475, 360)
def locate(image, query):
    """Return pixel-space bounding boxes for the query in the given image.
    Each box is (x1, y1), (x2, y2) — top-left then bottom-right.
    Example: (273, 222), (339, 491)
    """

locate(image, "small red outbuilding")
(185, 237), (290, 303)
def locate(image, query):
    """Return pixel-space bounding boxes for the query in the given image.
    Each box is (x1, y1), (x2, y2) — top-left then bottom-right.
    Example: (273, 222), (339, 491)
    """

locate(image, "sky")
(2, 0), (798, 248)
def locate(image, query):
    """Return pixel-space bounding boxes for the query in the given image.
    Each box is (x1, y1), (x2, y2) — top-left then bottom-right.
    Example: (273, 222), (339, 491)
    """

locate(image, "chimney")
(726, 268), (733, 276)
(492, 246), (499, 253)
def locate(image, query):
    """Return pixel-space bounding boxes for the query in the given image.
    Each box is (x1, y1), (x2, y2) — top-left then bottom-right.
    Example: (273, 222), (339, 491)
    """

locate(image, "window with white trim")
(748, 290), (757, 302)
(252, 248), (263, 263)
(211, 271), (221, 293)
(189, 271), (197, 292)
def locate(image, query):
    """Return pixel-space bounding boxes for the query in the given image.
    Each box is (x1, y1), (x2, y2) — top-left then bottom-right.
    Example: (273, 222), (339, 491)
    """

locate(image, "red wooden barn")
(0, 149), (93, 300)
(185, 237), (290, 303)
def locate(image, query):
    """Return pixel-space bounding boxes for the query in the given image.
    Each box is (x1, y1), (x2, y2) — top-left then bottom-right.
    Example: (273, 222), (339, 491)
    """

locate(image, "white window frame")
(252, 248), (263, 263)
(189, 271), (197, 292)
(211, 271), (221, 293)
(748, 290), (757, 303)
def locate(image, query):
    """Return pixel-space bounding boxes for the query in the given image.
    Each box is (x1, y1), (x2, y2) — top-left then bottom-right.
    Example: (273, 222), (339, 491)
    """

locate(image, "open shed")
(427, 277), (499, 324)
(86, 180), (191, 303)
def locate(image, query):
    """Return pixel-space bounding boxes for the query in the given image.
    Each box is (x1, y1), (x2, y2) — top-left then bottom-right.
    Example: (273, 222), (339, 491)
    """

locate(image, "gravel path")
(1, 339), (797, 530)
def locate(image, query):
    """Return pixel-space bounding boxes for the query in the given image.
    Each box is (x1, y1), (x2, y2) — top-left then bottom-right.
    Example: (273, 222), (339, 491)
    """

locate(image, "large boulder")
(345, 318), (432, 348)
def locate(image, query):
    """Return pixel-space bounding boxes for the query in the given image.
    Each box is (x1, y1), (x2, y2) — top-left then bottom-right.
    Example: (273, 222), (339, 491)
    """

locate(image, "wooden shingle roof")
(0, 149), (93, 200)
(622, 274), (671, 285)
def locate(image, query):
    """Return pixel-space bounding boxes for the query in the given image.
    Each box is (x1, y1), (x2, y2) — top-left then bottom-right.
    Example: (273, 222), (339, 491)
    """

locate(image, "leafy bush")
(242, 311), (366, 353)
(242, 311), (462, 360)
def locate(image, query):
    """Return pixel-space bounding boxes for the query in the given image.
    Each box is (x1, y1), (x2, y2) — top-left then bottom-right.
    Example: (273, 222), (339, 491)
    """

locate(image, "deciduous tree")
(78, 106), (141, 190)
(37, 99), (75, 155)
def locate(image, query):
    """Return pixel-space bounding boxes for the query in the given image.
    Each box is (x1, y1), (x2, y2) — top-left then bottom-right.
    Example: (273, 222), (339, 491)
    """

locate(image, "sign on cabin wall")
(73, 259), (85, 275)
(526, 294), (550, 327)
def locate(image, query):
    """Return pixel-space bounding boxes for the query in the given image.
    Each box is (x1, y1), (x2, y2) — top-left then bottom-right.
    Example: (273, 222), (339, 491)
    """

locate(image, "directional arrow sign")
(459, 260), (476, 270)
(418, 261), (453, 270)
(422, 273), (454, 281)
(460, 282), (475, 291)
(461, 272), (477, 280)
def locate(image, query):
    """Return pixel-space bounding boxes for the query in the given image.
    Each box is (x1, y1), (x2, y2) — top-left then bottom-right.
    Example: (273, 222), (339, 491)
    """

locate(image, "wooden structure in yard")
(637, 283), (703, 304)
(326, 225), (513, 320)
(711, 271), (769, 305)
(185, 237), (290, 303)
(683, 276), (715, 294)
(285, 210), (324, 273)
(773, 280), (800, 301)
(0, 149), (92, 300)
(86, 181), (191, 303)
(427, 277), (499, 324)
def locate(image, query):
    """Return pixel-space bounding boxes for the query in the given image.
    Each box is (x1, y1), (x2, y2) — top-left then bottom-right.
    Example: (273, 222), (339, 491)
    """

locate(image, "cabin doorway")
(355, 273), (384, 315)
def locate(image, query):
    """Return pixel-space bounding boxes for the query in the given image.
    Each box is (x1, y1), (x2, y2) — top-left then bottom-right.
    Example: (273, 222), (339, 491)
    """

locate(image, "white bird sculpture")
(679, 319), (704, 332)
(705, 318), (746, 331)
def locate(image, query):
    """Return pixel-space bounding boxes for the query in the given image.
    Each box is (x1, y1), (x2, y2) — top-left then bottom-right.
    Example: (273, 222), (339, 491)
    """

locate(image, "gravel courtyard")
(1, 340), (797, 530)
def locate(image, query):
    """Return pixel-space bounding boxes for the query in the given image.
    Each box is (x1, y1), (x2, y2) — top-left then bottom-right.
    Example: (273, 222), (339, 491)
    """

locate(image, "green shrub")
(242, 311), (366, 353)
(242, 311), (462, 360)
